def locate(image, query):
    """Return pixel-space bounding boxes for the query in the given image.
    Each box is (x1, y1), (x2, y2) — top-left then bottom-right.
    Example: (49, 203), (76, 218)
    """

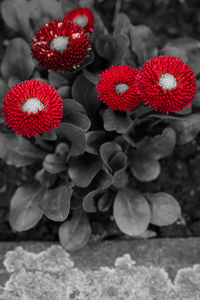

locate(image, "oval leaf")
(63, 112), (91, 132)
(144, 192), (181, 226)
(63, 98), (86, 115)
(86, 131), (107, 155)
(159, 46), (188, 63)
(1, 0), (34, 40)
(35, 168), (57, 188)
(103, 108), (132, 133)
(83, 189), (99, 213)
(170, 114), (200, 145)
(130, 153), (161, 182)
(1, 38), (35, 81)
(100, 142), (122, 171)
(138, 127), (176, 160)
(43, 154), (66, 174)
(72, 74), (101, 115)
(68, 153), (102, 187)
(0, 133), (45, 167)
(130, 24), (158, 65)
(9, 184), (43, 231)
(164, 37), (200, 75)
(59, 209), (91, 251)
(109, 151), (127, 173)
(113, 188), (151, 236)
(113, 12), (131, 37)
(35, 185), (72, 222)
(58, 122), (86, 156)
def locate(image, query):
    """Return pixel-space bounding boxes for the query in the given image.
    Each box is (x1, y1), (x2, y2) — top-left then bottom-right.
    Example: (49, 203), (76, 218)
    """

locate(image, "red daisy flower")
(31, 19), (91, 72)
(136, 55), (197, 113)
(96, 65), (142, 111)
(2, 80), (63, 137)
(64, 7), (94, 33)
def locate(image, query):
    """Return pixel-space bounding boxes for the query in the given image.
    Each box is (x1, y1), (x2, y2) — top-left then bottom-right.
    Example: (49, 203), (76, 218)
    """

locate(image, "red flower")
(64, 7), (94, 32)
(31, 19), (91, 72)
(2, 80), (63, 137)
(136, 55), (197, 113)
(96, 65), (142, 111)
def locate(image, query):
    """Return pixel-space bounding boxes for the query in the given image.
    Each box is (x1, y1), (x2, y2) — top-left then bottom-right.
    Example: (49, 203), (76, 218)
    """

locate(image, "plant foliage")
(0, 0), (199, 250)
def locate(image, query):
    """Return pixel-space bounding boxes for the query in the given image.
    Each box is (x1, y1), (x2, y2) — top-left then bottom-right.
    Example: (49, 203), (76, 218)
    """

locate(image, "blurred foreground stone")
(0, 238), (199, 299)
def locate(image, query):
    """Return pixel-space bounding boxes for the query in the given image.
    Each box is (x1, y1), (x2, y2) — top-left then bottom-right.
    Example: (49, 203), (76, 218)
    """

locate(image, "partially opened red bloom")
(31, 19), (91, 72)
(136, 55), (197, 113)
(97, 65), (142, 111)
(2, 80), (63, 137)
(64, 7), (94, 32)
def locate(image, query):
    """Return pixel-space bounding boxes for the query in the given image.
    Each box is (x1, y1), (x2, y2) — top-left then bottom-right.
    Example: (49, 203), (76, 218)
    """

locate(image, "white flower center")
(115, 83), (129, 94)
(50, 36), (69, 52)
(73, 16), (88, 27)
(158, 73), (177, 91)
(21, 98), (44, 114)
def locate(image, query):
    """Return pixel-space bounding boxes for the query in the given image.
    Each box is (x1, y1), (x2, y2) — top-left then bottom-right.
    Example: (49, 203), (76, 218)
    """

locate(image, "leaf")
(83, 189), (99, 213)
(48, 71), (72, 89)
(57, 86), (71, 99)
(59, 208), (91, 251)
(0, 79), (8, 123)
(60, 0), (79, 13)
(68, 153), (102, 187)
(130, 153), (161, 182)
(7, 75), (21, 88)
(42, 129), (57, 141)
(100, 141), (122, 171)
(130, 24), (158, 65)
(192, 80), (200, 107)
(86, 131), (107, 155)
(9, 184), (43, 231)
(55, 142), (70, 160)
(138, 127), (176, 160)
(93, 170), (113, 189)
(173, 106), (192, 115)
(113, 168), (128, 189)
(93, 10), (108, 39)
(1, 0), (34, 40)
(63, 112), (91, 132)
(113, 12), (131, 36)
(95, 34), (114, 60)
(34, 0), (64, 19)
(159, 46), (188, 63)
(83, 68), (100, 85)
(170, 114), (200, 145)
(112, 34), (130, 65)
(35, 168), (57, 188)
(43, 154), (66, 174)
(63, 98), (86, 115)
(103, 108), (132, 133)
(109, 151), (127, 173)
(35, 185), (72, 222)
(72, 74), (101, 115)
(164, 37), (200, 75)
(1, 38), (35, 81)
(0, 133), (45, 167)
(113, 188), (151, 236)
(98, 191), (113, 212)
(58, 122), (86, 156)
(144, 192), (181, 226)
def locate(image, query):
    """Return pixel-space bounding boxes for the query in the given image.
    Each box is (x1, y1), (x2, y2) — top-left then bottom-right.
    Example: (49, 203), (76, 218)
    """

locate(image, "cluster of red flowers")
(31, 7), (94, 72)
(2, 7), (94, 137)
(97, 56), (197, 113)
(1, 5), (198, 138)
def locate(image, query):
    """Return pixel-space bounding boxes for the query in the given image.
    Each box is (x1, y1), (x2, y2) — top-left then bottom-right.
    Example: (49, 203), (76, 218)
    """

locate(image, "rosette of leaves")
(1, 0), (200, 251)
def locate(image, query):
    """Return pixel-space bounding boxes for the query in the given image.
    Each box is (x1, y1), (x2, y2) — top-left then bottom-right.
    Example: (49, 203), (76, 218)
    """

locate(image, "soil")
(1, 0), (200, 241)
